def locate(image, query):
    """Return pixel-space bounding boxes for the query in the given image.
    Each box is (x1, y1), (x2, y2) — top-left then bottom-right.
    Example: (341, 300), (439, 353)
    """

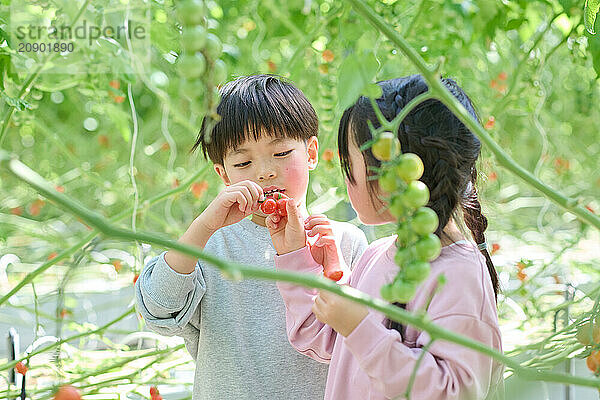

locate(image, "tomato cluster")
(259, 192), (289, 216)
(176, 0), (227, 115)
(372, 132), (441, 303)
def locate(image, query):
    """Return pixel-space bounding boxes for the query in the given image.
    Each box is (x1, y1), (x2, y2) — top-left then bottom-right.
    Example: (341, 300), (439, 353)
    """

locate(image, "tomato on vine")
(404, 260), (430, 282)
(371, 131), (400, 162)
(15, 361), (27, 375)
(577, 322), (600, 346)
(54, 385), (81, 400)
(178, 53), (207, 79)
(414, 233), (442, 262)
(176, 0), (207, 26)
(411, 207), (439, 236)
(587, 350), (600, 374)
(391, 280), (417, 303)
(399, 181), (429, 209)
(395, 153), (424, 182)
(182, 26), (208, 53)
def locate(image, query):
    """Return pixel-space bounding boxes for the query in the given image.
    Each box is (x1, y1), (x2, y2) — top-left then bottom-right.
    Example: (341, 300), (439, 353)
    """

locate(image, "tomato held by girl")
(266, 74), (504, 400)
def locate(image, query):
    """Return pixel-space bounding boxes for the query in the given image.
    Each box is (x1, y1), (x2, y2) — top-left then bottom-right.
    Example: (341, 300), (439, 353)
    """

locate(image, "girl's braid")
(462, 168), (500, 299)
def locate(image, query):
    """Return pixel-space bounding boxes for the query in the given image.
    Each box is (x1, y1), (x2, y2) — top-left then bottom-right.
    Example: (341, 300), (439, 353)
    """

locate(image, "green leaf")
(336, 51), (380, 112)
(589, 30), (600, 77)
(337, 55), (364, 111)
(585, 0), (600, 34)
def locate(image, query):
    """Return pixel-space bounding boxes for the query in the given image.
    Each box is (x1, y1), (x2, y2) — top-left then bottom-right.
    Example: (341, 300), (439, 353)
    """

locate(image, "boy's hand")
(197, 180), (263, 233)
(305, 215), (345, 281)
(265, 198), (306, 255)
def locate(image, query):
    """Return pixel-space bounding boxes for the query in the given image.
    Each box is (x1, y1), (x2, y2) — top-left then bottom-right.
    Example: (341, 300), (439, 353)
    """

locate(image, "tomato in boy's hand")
(276, 198), (289, 216)
(260, 198), (277, 214)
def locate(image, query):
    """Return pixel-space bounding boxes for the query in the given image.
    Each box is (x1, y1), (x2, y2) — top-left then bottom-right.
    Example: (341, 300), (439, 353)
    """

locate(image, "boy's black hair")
(191, 74), (318, 165)
(338, 74), (499, 334)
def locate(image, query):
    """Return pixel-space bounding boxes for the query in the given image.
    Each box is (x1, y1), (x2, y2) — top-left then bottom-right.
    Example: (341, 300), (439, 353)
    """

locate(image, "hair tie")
(477, 242), (487, 251)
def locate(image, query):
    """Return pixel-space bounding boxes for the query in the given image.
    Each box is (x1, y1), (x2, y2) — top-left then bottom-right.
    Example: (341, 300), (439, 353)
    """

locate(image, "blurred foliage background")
(1, 0), (599, 398)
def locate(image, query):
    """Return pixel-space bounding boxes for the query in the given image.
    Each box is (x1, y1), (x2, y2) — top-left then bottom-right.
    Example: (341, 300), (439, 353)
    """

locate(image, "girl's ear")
(306, 136), (318, 170)
(214, 164), (231, 185)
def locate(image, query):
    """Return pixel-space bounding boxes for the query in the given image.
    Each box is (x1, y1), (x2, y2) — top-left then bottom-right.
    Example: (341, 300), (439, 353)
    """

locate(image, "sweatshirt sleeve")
(343, 312), (501, 400)
(134, 251), (206, 337)
(274, 246), (338, 364)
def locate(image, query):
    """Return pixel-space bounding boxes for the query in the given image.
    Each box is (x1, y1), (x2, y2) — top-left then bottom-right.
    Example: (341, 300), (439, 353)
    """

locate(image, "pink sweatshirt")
(275, 236), (504, 400)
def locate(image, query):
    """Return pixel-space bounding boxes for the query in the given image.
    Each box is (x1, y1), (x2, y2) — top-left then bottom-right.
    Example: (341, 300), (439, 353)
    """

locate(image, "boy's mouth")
(263, 187), (285, 196)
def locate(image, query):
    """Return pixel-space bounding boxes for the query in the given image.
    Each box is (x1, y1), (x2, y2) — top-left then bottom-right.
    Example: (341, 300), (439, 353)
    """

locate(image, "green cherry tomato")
(395, 223), (415, 247)
(182, 25), (208, 53)
(178, 53), (207, 79)
(394, 247), (414, 267)
(389, 196), (407, 217)
(395, 153), (424, 182)
(411, 207), (439, 236)
(576, 322), (600, 345)
(371, 131), (400, 162)
(391, 280), (417, 303)
(378, 170), (399, 193)
(404, 260), (431, 282)
(204, 33), (223, 61)
(414, 233), (442, 262)
(380, 284), (395, 302)
(210, 59), (228, 83)
(400, 180), (429, 210)
(176, 0), (207, 26)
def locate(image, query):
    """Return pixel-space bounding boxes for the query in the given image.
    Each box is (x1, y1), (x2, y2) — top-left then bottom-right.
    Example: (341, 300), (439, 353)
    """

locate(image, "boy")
(135, 75), (368, 399)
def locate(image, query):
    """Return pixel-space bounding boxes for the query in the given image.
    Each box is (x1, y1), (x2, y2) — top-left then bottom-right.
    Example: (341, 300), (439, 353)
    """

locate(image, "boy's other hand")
(198, 180), (263, 233)
(265, 198), (306, 255)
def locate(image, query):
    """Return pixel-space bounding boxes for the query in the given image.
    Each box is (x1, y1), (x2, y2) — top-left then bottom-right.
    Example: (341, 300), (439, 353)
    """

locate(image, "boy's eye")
(274, 149), (293, 157)
(233, 161), (251, 168)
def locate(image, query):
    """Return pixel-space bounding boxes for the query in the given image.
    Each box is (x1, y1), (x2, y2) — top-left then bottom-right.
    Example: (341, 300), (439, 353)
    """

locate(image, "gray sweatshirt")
(135, 217), (368, 400)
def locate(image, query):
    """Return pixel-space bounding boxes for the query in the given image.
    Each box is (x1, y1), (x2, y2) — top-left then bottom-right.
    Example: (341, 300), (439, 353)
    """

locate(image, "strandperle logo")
(9, 0), (150, 75)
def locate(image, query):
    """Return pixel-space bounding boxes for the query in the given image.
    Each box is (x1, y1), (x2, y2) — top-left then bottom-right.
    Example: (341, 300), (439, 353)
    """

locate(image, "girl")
(266, 75), (504, 399)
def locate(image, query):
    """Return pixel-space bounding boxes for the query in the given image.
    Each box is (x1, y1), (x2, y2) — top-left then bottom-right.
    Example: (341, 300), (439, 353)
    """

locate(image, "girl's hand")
(266, 198), (307, 255)
(312, 289), (369, 337)
(197, 180), (263, 233)
(305, 215), (345, 281)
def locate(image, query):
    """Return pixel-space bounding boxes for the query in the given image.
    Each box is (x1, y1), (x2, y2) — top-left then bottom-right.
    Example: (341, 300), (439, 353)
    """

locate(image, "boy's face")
(214, 134), (318, 218)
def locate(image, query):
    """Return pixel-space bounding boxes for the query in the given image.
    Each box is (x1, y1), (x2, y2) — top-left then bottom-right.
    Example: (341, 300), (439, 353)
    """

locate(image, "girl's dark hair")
(337, 74), (499, 334)
(191, 74), (318, 165)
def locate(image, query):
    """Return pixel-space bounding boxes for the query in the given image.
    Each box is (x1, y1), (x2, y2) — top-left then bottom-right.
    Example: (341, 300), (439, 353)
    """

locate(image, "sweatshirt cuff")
(274, 246), (323, 274)
(143, 251), (199, 309)
(344, 312), (395, 361)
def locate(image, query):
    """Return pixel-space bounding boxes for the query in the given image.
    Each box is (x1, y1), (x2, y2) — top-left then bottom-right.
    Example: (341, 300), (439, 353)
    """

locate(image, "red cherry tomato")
(15, 361), (27, 375)
(276, 198), (289, 216)
(54, 385), (81, 400)
(260, 198), (277, 214)
(324, 267), (343, 281)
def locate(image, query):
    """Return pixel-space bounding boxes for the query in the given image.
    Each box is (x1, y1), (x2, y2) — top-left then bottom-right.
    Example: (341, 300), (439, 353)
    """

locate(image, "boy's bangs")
(194, 75), (318, 164)
(217, 86), (310, 154)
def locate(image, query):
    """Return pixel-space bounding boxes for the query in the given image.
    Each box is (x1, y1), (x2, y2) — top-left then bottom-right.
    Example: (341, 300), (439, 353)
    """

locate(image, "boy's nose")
(258, 171), (276, 181)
